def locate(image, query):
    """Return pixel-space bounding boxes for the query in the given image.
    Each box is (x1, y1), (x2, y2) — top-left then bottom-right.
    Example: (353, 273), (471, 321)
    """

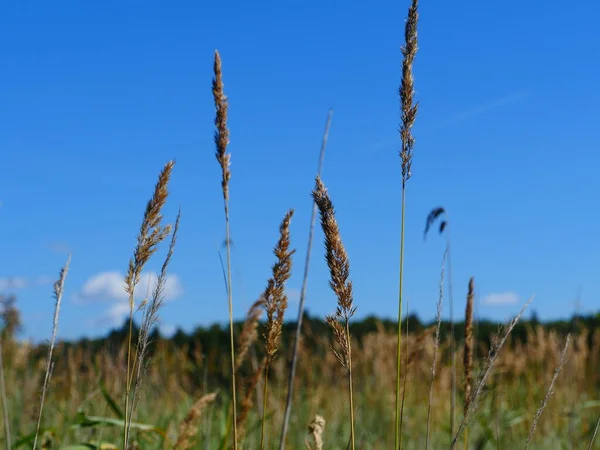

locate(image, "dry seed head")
(325, 314), (351, 368)
(311, 176), (355, 318)
(236, 298), (265, 371)
(212, 50), (231, 201)
(306, 414), (326, 450)
(399, 0), (419, 184)
(464, 277), (475, 416)
(451, 296), (533, 450)
(173, 392), (218, 450)
(125, 160), (175, 307)
(525, 334), (571, 449)
(237, 356), (267, 434)
(264, 209), (295, 362)
(133, 208), (181, 404)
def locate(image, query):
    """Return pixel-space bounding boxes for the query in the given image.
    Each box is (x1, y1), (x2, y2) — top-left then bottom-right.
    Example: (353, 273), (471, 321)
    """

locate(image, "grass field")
(1, 0), (599, 448)
(0, 320), (597, 448)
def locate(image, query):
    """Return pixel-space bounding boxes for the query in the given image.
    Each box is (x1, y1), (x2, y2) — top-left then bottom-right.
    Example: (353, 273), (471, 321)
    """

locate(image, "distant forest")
(46, 309), (598, 359)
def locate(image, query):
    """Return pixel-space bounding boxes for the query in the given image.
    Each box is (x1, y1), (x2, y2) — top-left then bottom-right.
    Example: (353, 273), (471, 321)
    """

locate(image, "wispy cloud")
(73, 271), (184, 329)
(369, 90), (530, 153)
(0, 276), (54, 291)
(443, 90), (530, 126)
(482, 292), (520, 306)
(46, 241), (71, 254)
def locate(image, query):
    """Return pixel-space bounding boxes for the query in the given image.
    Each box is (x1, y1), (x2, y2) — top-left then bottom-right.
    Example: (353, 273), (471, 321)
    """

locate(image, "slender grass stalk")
(260, 364), (270, 449)
(33, 254), (70, 450)
(398, 296), (409, 445)
(450, 296), (533, 449)
(0, 333), (11, 450)
(279, 108), (333, 450)
(425, 250), (446, 450)
(588, 416), (600, 450)
(424, 206), (456, 439)
(463, 277), (475, 450)
(123, 161), (174, 448)
(260, 210), (295, 449)
(312, 176), (356, 450)
(396, 1), (419, 448)
(212, 49), (238, 450)
(446, 231), (456, 437)
(525, 334), (570, 449)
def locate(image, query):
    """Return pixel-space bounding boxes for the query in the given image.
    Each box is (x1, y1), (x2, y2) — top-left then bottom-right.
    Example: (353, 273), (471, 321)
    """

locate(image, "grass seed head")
(213, 50), (231, 201)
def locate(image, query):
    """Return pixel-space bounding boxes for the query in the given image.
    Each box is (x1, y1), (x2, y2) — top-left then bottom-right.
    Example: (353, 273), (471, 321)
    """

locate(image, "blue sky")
(1, 0), (599, 342)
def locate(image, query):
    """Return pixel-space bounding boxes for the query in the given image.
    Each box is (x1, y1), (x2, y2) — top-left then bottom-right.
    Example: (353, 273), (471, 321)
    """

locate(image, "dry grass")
(425, 250), (446, 450)
(32, 255), (70, 450)
(396, 0), (420, 446)
(280, 109), (333, 450)
(312, 175), (357, 450)
(261, 209), (295, 448)
(306, 414), (326, 450)
(212, 49), (238, 450)
(0, 1), (589, 449)
(525, 334), (570, 449)
(173, 392), (218, 450)
(122, 160), (175, 448)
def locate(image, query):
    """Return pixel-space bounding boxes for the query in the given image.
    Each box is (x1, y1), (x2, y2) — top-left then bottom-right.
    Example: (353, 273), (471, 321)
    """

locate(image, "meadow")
(1, 0), (599, 448)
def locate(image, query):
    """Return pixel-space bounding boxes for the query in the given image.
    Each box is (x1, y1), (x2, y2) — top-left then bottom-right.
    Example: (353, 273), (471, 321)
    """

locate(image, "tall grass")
(260, 209), (295, 449)
(279, 109), (333, 450)
(396, 1), (419, 447)
(0, 1), (589, 448)
(212, 49), (238, 449)
(122, 161), (174, 448)
(450, 297), (533, 449)
(312, 176), (357, 450)
(32, 255), (70, 450)
(525, 334), (570, 449)
(463, 277), (475, 449)
(0, 332), (10, 450)
(425, 206), (456, 438)
(425, 250), (446, 450)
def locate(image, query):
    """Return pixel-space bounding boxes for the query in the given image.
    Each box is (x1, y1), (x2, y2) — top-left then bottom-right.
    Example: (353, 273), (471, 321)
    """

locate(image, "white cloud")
(75, 271), (183, 304)
(482, 292), (519, 306)
(287, 287), (301, 306)
(74, 271), (184, 329)
(96, 302), (131, 328)
(0, 276), (54, 291)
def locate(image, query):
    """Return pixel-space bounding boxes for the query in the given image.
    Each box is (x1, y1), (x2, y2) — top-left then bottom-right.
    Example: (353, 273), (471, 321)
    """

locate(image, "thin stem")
(260, 363), (270, 450)
(395, 183), (406, 449)
(399, 297), (409, 447)
(224, 202), (238, 450)
(447, 235), (456, 440)
(0, 335), (11, 450)
(33, 255), (70, 450)
(279, 108), (333, 450)
(123, 308), (134, 449)
(425, 250), (446, 450)
(346, 319), (355, 450)
(450, 298), (532, 450)
(588, 416), (600, 450)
